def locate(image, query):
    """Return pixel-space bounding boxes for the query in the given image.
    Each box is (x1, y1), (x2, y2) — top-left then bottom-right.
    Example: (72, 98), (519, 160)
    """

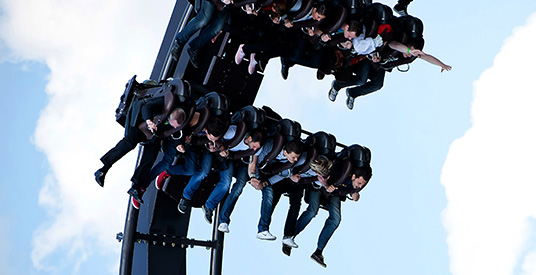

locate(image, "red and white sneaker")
(155, 170), (171, 190)
(131, 188), (145, 210)
(132, 196), (141, 209)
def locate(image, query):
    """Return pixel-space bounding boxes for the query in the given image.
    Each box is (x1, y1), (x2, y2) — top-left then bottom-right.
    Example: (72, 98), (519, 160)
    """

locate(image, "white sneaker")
(282, 236), (298, 248)
(235, 44), (245, 64)
(248, 53), (258, 75)
(256, 230), (276, 241)
(218, 223), (230, 233)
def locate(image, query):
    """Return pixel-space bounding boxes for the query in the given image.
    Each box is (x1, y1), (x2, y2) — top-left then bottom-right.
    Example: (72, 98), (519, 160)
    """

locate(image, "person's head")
(343, 20), (361, 39)
(205, 117), (227, 142)
(244, 130), (264, 151)
(310, 155), (333, 177)
(283, 140), (303, 163)
(403, 37), (424, 58)
(168, 107), (186, 128)
(311, 4), (326, 21)
(351, 166), (372, 189)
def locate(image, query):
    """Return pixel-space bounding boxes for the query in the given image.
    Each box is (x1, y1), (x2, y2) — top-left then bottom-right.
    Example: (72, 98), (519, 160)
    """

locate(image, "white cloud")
(441, 12), (536, 275)
(0, 0), (174, 273)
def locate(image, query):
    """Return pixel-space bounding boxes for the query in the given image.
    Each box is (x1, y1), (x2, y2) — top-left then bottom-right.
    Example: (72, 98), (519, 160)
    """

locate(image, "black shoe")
(282, 244), (292, 256)
(281, 61), (289, 80)
(127, 187), (144, 204)
(311, 252), (327, 268)
(187, 46), (199, 68)
(202, 205), (213, 224)
(316, 70), (325, 80)
(94, 169), (107, 187)
(178, 197), (190, 214)
(170, 40), (183, 61)
(394, 3), (408, 16)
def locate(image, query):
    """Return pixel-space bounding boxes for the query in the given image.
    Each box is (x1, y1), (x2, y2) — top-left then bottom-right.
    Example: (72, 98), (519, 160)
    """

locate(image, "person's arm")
(388, 41), (452, 72)
(417, 53), (452, 72)
(248, 155), (259, 176)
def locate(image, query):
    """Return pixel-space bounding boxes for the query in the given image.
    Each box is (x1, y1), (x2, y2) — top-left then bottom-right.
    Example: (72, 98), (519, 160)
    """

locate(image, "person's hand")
(351, 192), (360, 201)
(341, 41), (352, 49)
(372, 53), (381, 63)
(222, 0), (232, 5)
(308, 28), (315, 36)
(146, 119), (157, 133)
(321, 33), (331, 42)
(317, 174), (330, 186)
(325, 185), (337, 193)
(176, 144), (185, 153)
(219, 149), (229, 158)
(208, 142), (218, 152)
(290, 174), (301, 183)
(441, 64), (452, 72)
(250, 178), (264, 190)
(284, 19), (293, 28)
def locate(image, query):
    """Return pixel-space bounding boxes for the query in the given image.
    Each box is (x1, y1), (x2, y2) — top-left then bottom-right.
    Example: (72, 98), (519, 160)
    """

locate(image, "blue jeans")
(218, 163), (249, 225)
(205, 159), (233, 210)
(166, 145), (198, 177)
(257, 184), (274, 232)
(294, 189), (341, 250)
(189, 8), (230, 50)
(175, 0), (216, 46)
(182, 152), (213, 200)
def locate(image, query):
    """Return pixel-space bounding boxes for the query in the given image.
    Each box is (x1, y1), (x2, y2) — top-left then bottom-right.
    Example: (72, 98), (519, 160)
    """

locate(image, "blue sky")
(1, 0), (536, 274)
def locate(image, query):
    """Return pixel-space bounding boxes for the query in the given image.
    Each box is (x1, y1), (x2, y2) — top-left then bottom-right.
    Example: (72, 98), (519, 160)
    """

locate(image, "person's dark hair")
(248, 130), (265, 146)
(352, 165), (373, 182)
(205, 117), (228, 138)
(347, 20), (361, 33)
(314, 4), (326, 16)
(284, 140), (303, 155)
(169, 107), (186, 126)
(408, 37), (425, 50)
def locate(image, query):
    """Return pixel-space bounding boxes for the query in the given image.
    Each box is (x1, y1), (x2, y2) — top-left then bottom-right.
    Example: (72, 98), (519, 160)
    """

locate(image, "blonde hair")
(310, 155), (333, 177)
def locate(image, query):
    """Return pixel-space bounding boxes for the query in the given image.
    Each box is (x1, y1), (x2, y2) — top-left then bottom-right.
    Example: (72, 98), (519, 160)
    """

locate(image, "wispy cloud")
(441, 12), (536, 275)
(0, 0), (174, 273)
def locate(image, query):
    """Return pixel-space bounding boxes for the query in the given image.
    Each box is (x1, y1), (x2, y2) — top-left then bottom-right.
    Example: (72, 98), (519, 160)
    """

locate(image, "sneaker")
(345, 89), (355, 110)
(316, 70), (325, 80)
(393, 3), (408, 16)
(235, 44), (246, 64)
(218, 223), (230, 233)
(256, 230), (276, 241)
(131, 196), (141, 210)
(311, 253), (327, 268)
(127, 187), (144, 204)
(170, 40), (183, 61)
(280, 58), (289, 80)
(187, 46), (199, 68)
(177, 198), (190, 214)
(328, 81), (339, 102)
(202, 205), (213, 224)
(248, 53), (258, 75)
(282, 244), (292, 256)
(155, 170), (170, 190)
(94, 168), (107, 187)
(282, 236), (299, 248)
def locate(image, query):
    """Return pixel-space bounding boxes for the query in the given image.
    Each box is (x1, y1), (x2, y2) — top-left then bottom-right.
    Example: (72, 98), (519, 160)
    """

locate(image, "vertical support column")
(209, 203), (224, 275)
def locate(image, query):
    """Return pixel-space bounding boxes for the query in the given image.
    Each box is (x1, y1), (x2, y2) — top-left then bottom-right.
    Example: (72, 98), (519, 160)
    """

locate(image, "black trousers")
(271, 179), (305, 237)
(100, 126), (161, 188)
